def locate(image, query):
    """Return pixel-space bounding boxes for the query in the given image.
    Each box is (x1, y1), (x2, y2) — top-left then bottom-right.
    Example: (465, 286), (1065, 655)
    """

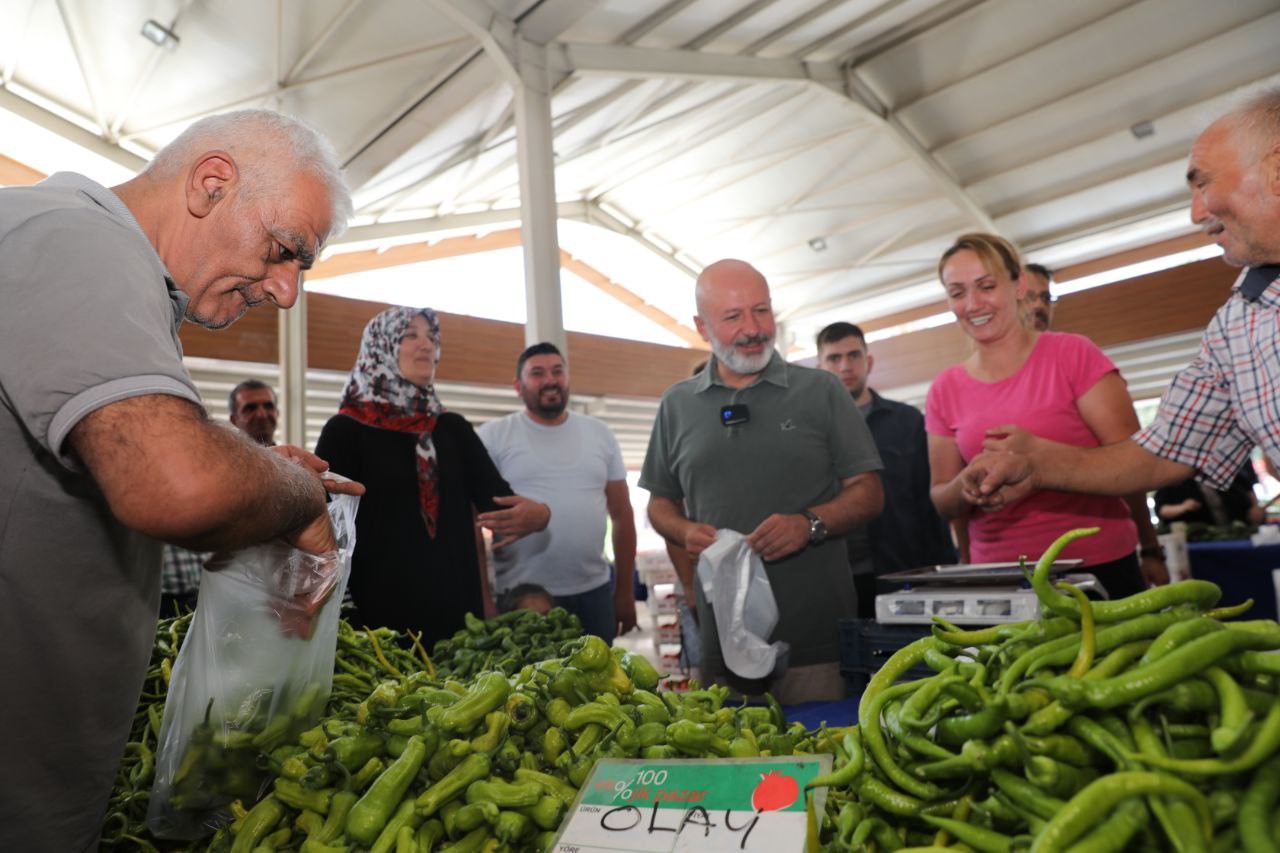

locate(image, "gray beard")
(710, 337), (775, 376)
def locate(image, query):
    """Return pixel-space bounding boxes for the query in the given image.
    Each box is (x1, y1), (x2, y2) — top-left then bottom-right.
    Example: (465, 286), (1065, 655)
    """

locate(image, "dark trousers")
(852, 573), (878, 620)
(554, 579), (617, 645)
(1089, 552), (1146, 600)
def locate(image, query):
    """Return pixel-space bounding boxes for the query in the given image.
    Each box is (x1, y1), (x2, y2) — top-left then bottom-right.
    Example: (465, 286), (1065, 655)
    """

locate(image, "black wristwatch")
(1138, 544), (1166, 560)
(802, 510), (828, 546)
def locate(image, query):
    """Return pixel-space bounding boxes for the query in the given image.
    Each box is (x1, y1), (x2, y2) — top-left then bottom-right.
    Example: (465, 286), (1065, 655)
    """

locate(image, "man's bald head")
(695, 259), (768, 315)
(693, 259), (777, 381)
(1188, 87), (1280, 268)
(1224, 87), (1280, 164)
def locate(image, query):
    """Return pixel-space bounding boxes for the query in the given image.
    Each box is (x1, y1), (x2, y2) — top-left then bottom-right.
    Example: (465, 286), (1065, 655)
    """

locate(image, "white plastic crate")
(661, 673), (692, 692)
(637, 550), (678, 586)
(647, 581), (679, 617)
(651, 616), (682, 645)
(653, 639), (683, 661)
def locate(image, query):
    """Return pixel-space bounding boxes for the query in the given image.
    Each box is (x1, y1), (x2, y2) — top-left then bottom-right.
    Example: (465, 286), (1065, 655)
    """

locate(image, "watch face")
(807, 513), (826, 544)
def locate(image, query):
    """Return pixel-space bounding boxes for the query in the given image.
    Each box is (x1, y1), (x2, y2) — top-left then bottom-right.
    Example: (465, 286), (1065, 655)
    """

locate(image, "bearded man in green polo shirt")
(640, 259), (885, 703)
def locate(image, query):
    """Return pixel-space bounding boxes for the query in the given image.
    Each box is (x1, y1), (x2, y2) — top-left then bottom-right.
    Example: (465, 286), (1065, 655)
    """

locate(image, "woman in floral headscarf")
(316, 306), (550, 644)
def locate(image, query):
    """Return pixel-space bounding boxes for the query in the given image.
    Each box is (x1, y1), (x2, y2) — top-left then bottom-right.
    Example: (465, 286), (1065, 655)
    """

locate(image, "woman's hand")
(271, 444), (367, 496)
(981, 424), (1045, 454)
(478, 495), (551, 549)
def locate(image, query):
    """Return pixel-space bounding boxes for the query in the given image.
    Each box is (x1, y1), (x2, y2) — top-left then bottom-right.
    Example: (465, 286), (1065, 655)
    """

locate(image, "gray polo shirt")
(639, 353), (882, 666)
(0, 172), (200, 851)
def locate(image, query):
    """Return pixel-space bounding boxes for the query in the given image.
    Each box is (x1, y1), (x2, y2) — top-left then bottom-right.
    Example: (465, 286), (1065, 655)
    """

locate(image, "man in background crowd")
(964, 88), (1280, 530)
(817, 322), (955, 617)
(230, 378), (279, 445)
(1021, 262), (1056, 331)
(640, 259), (883, 703)
(1154, 463), (1265, 529)
(478, 343), (637, 643)
(0, 110), (361, 850)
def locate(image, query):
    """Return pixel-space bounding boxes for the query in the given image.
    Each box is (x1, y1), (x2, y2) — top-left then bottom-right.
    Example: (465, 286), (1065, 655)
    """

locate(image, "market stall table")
(1187, 538), (1280, 621)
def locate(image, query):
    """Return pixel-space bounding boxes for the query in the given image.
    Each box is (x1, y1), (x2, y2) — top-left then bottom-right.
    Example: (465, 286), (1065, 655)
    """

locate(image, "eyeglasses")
(1026, 291), (1058, 306)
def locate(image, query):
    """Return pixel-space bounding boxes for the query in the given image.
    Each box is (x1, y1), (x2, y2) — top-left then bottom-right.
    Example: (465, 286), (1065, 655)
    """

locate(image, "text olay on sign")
(553, 756), (830, 853)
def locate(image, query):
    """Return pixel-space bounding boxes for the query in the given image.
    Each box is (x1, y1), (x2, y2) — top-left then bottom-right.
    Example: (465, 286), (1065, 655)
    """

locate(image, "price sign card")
(552, 756), (831, 853)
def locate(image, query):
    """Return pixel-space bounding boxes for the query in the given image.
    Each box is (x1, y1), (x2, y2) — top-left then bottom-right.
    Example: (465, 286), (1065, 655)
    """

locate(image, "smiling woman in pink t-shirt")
(924, 232), (1153, 599)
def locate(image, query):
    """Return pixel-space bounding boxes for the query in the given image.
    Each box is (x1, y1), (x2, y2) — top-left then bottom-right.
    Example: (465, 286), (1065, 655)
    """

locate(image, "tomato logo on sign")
(750, 771), (798, 812)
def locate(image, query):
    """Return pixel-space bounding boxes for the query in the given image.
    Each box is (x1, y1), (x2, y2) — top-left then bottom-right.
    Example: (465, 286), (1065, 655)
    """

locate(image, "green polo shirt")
(640, 353), (882, 666)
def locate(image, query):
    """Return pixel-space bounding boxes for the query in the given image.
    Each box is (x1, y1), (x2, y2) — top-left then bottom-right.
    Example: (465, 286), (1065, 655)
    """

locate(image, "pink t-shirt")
(925, 332), (1136, 567)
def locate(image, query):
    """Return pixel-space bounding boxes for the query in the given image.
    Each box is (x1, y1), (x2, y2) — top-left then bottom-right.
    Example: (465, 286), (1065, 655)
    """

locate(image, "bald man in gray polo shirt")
(640, 259), (884, 702)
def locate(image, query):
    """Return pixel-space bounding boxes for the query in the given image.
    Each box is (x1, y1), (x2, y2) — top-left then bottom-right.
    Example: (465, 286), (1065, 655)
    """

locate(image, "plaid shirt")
(160, 544), (208, 595)
(1135, 266), (1280, 489)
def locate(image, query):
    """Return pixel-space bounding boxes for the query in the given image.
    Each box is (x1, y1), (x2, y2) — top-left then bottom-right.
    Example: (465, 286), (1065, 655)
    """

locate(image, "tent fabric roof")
(3, 0), (1277, 350)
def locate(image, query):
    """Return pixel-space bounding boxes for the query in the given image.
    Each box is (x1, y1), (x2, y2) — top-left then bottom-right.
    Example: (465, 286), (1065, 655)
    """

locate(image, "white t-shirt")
(477, 411), (627, 595)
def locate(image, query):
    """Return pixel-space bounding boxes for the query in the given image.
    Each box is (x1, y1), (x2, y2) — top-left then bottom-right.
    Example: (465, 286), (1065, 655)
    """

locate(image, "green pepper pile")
(808, 527), (1280, 851)
(180, 634), (816, 852)
(428, 609), (584, 681)
(103, 609), (586, 850)
(104, 613), (194, 851)
(1168, 520), (1257, 542)
(104, 530), (1280, 852)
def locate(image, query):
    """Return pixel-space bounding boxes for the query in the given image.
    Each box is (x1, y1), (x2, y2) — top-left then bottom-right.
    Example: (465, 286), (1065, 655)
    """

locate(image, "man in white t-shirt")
(478, 343), (638, 642)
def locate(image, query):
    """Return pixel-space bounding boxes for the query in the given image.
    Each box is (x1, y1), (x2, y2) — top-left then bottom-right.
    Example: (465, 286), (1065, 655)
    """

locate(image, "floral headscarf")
(339, 306), (445, 536)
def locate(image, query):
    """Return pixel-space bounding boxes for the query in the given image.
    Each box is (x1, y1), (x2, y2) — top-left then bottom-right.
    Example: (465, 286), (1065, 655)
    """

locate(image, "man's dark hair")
(228, 378), (275, 413)
(1025, 262), (1054, 282)
(516, 342), (563, 378)
(815, 321), (867, 350)
(497, 583), (555, 613)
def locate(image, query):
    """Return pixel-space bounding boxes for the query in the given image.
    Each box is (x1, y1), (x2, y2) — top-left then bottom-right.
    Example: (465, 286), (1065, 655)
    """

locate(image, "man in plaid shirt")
(961, 88), (1280, 516)
(158, 545), (206, 616)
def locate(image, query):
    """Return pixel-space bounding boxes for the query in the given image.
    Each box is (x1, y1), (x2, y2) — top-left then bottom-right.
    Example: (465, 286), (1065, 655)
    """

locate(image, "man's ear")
(186, 152), (237, 218)
(1265, 142), (1280, 197)
(866, 353), (875, 376)
(694, 315), (709, 342)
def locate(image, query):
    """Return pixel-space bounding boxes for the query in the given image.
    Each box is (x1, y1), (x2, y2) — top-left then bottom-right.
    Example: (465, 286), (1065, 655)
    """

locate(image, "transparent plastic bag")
(696, 529), (789, 679)
(146, 493), (359, 839)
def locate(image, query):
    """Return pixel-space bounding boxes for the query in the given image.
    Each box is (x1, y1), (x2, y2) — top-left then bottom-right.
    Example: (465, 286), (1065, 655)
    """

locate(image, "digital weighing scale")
(873, 560), (1106, 625)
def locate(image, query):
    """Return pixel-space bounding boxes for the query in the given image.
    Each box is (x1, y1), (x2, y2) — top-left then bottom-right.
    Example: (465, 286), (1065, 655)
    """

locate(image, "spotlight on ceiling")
(1130, 120), (1154, 140)
(807, 236), (828, 252)
(140, 19), (180, 50)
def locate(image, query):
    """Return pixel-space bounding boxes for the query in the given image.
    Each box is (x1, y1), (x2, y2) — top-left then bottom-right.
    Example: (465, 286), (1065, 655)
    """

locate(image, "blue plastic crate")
(838, 618), (934, 698)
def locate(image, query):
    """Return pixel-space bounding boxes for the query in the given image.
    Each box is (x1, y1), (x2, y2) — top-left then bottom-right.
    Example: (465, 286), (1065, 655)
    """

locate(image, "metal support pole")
(277, 286), (309, 448)
(514, 40), (566, 351)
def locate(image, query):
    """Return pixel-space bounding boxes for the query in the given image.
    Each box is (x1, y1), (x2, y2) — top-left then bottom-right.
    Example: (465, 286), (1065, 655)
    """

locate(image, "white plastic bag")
(147, 493), (359, 839)
(697, 529), (789, 679)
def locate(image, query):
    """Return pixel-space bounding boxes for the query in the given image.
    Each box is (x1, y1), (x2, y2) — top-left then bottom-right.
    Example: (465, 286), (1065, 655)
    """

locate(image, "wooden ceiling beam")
(0, 153), (46, 186)
(559, 250), (707, 349)
(309, 225), (707, 347)
(308, 228), (525, 279)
